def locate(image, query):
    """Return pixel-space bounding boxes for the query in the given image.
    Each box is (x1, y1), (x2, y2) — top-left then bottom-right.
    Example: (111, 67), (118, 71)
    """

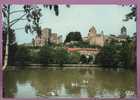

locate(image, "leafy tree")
(119, 37), (134, 69)
(15, 45), (31, 65)
(39, 46), (69, 66)
(123, 5), (136, 69)
(54, 48), (69, 66)
(123, 5), (136, 21)
(64, 32), (83, 43)
(68, 52), (80, 64)
(95, 38), (134, 69)
(2, 5), (64, 70)
(95, 40), (122, 68)
(3, 28), (17, 65)
(39, 46), (54, 64)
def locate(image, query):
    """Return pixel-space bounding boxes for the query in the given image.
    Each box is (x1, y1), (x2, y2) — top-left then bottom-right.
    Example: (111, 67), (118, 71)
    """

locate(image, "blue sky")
(9, 5), (136, 44)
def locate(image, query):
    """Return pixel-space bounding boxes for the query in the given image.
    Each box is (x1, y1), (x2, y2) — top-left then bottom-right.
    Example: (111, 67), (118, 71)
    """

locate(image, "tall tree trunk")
(2, 5), (10, 70)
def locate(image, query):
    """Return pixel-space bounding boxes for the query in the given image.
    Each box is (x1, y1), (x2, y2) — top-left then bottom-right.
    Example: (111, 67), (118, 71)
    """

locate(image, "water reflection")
(16, 82), (37, 98)
(3, 68), (136, 98)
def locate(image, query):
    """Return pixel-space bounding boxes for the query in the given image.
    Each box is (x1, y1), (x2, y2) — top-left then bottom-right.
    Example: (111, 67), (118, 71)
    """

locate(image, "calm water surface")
(4, 67), (136, 98)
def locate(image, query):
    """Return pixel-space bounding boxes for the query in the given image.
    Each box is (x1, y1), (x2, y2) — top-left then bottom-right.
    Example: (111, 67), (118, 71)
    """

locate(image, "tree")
(123, 5), (136, 21)
(39, 46), (54, 64)
(95, 38), (134, 69)
(95, 40), (122, 68)
(3, 28), (17, 65)
(68, 52), (80, 64)
(123, 6), (136, 69)
(54, 48), (69, 66)
(64, 32), (83, 43)
(15, 45), (31, 65)
(119, 37), (134, 69)
(80, 55), (87, 64)
(39, 46), (69, 66)
(2, 5), (62, 70)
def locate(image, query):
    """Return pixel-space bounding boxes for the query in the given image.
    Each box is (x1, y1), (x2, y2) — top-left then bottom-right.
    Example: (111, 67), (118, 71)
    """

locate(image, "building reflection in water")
(4, 68), (135, 98)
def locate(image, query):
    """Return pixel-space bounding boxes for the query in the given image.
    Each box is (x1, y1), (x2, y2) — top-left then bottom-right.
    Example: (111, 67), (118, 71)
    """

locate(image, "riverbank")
(6, 64), (99, 70)
(6, 64), (129, 71)
(4, 66), (135, 98)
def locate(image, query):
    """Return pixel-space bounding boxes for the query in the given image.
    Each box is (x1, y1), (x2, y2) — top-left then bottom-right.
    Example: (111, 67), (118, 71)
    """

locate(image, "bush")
(68, 52), (80, 64)
(95, 38), (135, 69)
(15, 45), (31, 65)
(39, 46), (69, 65)
(39, 46), (54, 64)
(54, 48), (69, 66)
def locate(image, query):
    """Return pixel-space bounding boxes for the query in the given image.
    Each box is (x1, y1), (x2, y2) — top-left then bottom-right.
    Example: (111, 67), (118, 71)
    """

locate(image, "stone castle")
(87, 26), (105, 47)
(33, 28), (62, 47)
(32, 26), (128, 47)
(83, 25), (128, 47)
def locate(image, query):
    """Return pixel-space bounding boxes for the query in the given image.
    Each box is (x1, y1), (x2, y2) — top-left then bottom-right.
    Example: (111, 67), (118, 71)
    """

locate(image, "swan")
(71, 81), (78, 87)
(48, 91), (57, 96)
(83, 80), (88, 84)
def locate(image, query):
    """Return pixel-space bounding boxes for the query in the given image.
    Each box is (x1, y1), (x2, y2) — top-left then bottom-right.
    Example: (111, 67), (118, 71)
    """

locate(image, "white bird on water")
(48, 91), (57, 96)
(71, 81), (78, 87)
(83, 80), (88, 84)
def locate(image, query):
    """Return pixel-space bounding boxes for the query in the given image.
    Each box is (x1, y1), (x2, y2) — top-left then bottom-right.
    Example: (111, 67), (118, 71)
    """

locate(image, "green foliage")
(54, 48), (69, 66)
(119, 37), (134, 69)
(3, 28), (17, 65)
(68, 52), (80, 64)
(30, 49), (40, 64)
(95, 38), (135, 69)
(39, 46), (54, 64)
(96, 41), (121, 68)
(39, 46), (69, 65)
(15, 45), (31, 65)
(8, 43), (17, 65)
(124, 6), (136, 21)
(2, 4), (69, 68)
(80, 55), (87, 64)
(64, 32), (83, 43)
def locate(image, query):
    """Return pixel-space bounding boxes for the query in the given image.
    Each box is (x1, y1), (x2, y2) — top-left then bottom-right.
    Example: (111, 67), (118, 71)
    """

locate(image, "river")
(3, 67), (136, 98)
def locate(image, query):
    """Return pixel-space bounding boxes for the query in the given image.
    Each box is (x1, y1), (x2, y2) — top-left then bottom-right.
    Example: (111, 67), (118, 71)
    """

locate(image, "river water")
(3, 67), (136, 98)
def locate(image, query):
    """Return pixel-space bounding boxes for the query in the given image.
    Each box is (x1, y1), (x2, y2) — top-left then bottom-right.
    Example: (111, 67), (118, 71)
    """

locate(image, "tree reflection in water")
(3, 68), (136, 98)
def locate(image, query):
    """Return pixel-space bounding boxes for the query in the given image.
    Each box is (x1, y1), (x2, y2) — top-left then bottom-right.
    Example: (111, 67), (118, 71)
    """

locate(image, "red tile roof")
(66, 48), (99, 52)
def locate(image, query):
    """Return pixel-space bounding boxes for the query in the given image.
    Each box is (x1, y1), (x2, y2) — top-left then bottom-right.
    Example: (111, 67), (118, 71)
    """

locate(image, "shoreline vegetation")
(6, 64), (133, 71)
(6, 36), (136, 71)
(2, 5), (136, 71)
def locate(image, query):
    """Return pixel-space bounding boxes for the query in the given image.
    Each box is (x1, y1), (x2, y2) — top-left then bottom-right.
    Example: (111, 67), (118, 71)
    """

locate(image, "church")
(84, 26), (128, 47)
(87, 26), (105, 47)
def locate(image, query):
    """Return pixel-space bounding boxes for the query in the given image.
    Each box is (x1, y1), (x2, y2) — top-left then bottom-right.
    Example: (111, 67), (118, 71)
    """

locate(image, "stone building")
(50, 33), (63, 44)
(106, 26), (128, 43)
(66, 47), (100, 63)
(87, 26), (105, 47)
(66, 48), (99, 56)
(119, 26), (127, 38)
(85, 26), (128, 47)
(33, 28), (62, 47)
(58, 35), (63, 44)
(50, 33), (58, 44)
(34, 28), (51, 47)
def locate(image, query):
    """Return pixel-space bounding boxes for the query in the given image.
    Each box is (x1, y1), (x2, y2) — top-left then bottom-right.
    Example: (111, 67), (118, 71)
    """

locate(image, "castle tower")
(88, 26), (97, 37)
(87, 26), (105, 47)
(88, 26), (97, 45)
(121, 26), (127, 36)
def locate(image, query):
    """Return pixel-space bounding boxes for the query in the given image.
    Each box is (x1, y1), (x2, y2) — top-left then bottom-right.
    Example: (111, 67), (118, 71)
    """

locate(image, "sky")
(9, 5), (136, 44)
